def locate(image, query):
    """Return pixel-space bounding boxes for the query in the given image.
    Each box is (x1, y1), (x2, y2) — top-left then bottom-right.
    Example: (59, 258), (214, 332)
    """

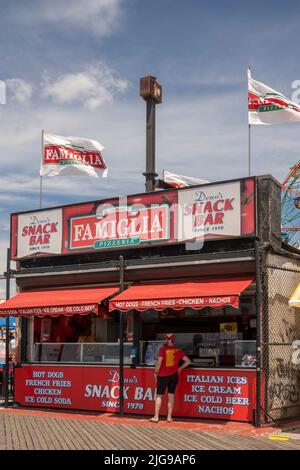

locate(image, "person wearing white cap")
(150, 333), (191, 423)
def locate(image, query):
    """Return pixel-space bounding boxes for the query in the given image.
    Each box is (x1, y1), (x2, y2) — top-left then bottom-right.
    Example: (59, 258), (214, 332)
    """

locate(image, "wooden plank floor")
(0, 412), (299, 450)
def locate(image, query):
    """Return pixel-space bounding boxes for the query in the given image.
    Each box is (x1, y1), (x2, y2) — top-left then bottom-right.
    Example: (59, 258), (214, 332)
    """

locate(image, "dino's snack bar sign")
(10, 178), (255, 260)
(178, 181), (241, 240)
(16, 209), (62, 258)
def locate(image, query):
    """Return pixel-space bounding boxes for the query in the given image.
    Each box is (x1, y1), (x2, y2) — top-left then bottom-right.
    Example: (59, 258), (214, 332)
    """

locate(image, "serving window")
(139, 296), (256, 368)
(28, 313), (133, 364)
(26, 296), (257, 368)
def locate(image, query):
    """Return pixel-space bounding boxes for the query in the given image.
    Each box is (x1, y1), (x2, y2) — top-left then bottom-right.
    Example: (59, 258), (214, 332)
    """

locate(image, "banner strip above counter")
(0, 286), (119, 317)
(109, 277), (255, 312)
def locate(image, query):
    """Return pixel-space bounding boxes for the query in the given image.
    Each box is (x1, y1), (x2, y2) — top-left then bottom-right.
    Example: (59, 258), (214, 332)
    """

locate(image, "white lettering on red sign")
(44, 145), (105, 169)
(69, 205), (170, 250)
(3, 304), (97, 317)
(112, 296), (239, 311)
(15, 367), (256, 422)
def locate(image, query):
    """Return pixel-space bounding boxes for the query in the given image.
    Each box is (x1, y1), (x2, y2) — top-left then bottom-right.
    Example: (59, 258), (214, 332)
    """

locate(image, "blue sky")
(1, 0), (300, 290)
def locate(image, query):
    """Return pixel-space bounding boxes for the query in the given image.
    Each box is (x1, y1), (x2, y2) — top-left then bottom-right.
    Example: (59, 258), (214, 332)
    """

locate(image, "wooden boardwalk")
(0, 411), (300, 450)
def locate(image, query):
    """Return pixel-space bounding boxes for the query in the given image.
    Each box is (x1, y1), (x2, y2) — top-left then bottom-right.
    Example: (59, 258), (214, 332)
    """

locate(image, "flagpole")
(39, 176), (43, 209)
(40, 130), (44, 209)
(248, 123), (251, 176)
(248, 66), (252, 177)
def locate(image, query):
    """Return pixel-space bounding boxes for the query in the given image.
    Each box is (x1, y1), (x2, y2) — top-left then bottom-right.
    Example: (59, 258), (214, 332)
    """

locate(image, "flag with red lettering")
(40, 132), (107, 177)
(248, 69), (300, 125)
(163, 170), (208, 188)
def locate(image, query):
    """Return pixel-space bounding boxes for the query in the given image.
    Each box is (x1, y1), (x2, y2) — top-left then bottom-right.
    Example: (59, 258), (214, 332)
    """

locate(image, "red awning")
(0, 286), (119, 318)
(109, 277), (254, 312)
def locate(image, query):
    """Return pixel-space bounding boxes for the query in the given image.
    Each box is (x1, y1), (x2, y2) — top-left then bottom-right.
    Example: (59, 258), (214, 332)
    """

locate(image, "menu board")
(15, 365), (256, 422)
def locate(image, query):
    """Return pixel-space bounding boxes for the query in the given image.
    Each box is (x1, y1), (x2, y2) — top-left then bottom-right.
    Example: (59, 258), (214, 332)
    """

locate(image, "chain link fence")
(261, 263), (300, 424)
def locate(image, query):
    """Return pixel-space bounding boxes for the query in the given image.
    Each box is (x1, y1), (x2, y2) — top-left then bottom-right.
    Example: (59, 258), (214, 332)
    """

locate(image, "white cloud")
(0, 80), (299, 287)
(6, 79), (33, 103)
(0, 84), (297, 188)
(42, 62), (129, 109)
(9, 0), (123, 37)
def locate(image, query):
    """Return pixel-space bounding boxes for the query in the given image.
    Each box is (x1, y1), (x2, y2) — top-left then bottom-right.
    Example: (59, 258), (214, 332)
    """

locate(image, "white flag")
(163, 170), (209, 188)
(40, 132), (107, 177)
(248, 69), (300, 125)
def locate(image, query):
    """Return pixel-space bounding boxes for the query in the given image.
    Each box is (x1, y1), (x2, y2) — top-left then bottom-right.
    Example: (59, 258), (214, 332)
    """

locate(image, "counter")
(14, 364), (256, 422)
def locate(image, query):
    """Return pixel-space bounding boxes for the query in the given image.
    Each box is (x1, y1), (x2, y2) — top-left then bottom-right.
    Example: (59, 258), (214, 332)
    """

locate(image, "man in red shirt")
(150, 333), (191, 423)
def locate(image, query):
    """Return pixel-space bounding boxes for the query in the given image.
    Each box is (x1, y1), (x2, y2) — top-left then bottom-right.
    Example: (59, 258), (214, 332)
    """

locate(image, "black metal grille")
(0, 367), (14, 401)
(261, 264), (300, 423)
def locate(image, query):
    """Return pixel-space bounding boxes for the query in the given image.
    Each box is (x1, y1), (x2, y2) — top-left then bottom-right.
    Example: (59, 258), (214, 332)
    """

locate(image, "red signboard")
(111, 296), (239, 312)
(10, 178), (255, 260)
(69, 204), (170, 251)
(15, 365), (256, 422)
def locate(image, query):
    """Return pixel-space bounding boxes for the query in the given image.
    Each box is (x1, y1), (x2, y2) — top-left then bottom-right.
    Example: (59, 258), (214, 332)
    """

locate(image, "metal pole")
(4, 248), (11, 408)
(119, 255), (125, 416)
(40, 130), (44, 209)
(255, 240), (262, 427)
(248, 124), (251, 177)
(39, 176), (43, 209)
(144, 99), (157, 192)
(247, 66), (252, 178)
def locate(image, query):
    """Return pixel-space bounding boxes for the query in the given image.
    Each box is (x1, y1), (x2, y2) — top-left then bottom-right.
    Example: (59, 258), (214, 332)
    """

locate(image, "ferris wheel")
(281, 161), (300, 247)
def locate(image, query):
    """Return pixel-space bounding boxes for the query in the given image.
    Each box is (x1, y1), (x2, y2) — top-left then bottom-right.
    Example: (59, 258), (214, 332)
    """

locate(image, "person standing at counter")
(150, 333), (191, 423)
